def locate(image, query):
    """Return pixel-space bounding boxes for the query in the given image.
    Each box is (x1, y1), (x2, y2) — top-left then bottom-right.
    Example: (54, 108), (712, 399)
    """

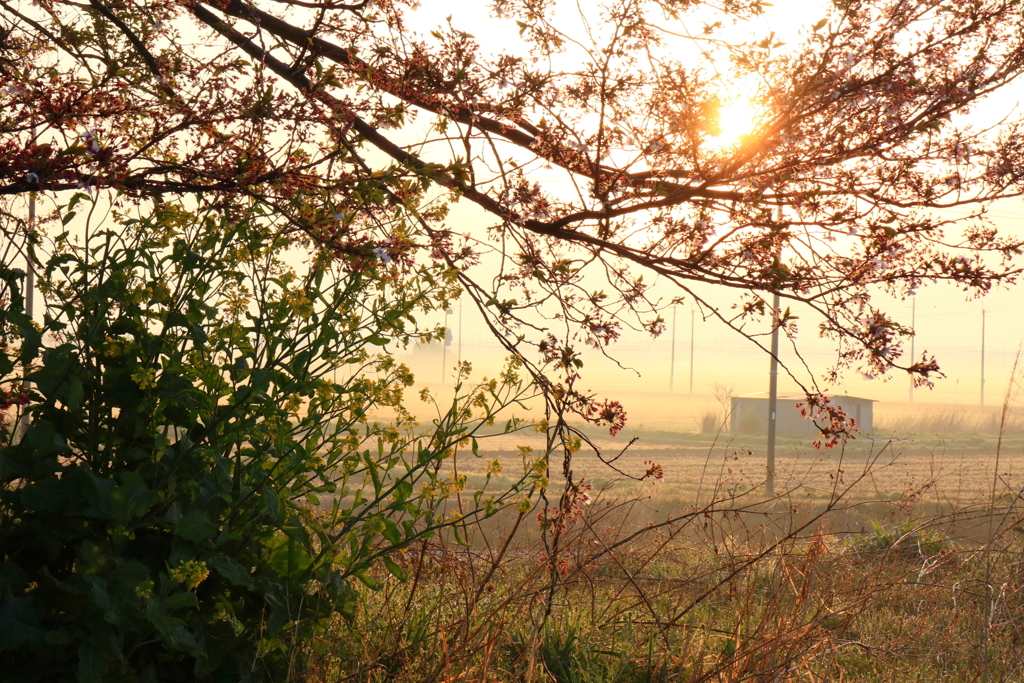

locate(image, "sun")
(710, 97), (758, 149)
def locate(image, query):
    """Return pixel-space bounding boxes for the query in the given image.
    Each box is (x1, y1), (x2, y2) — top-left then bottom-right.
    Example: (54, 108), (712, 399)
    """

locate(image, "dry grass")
(304, 426), (1024, 681)
(306, 371), (1024, 682)
(308, 487), (1024, 682)
(874, 405), (1024, 437)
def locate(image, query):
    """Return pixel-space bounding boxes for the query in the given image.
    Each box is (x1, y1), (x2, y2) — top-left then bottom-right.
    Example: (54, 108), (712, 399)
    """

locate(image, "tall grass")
(307, 491), (1024, 682)
(297, 368), (1024, 682)
(874, 406), (1024, 437)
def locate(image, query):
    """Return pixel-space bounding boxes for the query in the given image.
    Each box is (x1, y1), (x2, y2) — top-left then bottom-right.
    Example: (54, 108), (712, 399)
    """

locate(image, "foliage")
(3, 0), (1024, 407)
(844, 519), (950, 557)
(0, 201), (540, 681)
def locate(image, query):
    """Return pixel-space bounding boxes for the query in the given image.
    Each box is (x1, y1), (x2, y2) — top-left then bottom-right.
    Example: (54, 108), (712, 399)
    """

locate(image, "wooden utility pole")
(909, 295), (916, 403)
(17, 188), (36, 442)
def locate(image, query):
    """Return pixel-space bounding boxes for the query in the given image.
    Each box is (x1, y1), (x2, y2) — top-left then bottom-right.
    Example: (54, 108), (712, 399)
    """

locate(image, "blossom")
(373, 245), (392, 263)
(645, 139), (667, 153)
(0, 384), (31, 420)
(643, 460), (665, 484)
(168, 560), (209, 590)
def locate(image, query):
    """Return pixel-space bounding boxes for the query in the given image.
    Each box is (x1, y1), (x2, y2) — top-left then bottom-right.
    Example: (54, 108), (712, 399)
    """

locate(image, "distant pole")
(669, 304), (677, 392)
(689, 306), (695, 394)
(767, 291), (780, 499)
(981, 306), (986, 406)
(458, 298), (463, 369)
(442, 308), (453, 384)
(909, 296), (916, 403)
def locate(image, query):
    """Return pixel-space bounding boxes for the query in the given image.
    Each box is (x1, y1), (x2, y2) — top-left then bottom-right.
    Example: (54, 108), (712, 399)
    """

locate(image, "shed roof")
(735, 392), (877, 403)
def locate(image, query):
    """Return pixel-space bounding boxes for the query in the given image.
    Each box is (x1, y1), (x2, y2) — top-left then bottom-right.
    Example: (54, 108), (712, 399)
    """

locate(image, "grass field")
(310, 393), (1024, 682)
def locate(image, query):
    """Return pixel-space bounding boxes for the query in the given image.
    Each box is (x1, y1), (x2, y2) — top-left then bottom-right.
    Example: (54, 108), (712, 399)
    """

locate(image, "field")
(311, 395), (1024, 682)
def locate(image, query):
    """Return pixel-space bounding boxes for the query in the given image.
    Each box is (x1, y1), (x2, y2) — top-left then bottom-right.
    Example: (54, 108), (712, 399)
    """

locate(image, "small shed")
(729, 393), (876, 436)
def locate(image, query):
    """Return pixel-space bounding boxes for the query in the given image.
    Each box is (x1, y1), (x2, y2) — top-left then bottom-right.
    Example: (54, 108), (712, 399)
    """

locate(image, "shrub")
(697, 408), (722, 434)
(0, 203), (537, 682)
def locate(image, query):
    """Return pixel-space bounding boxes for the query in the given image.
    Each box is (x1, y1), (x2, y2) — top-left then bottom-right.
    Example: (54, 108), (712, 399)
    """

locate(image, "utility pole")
(457, 298), (463, 370)
(766, 211), (784, 499)
(981, 306), (986, 406)
(25, 192), (34, 328)
(909, 295), (916, 403)
(689, 305), (695, 394)
(669, 304), (676, 392)
(767, 291), (780, 499)
(17, 187), (36, 442)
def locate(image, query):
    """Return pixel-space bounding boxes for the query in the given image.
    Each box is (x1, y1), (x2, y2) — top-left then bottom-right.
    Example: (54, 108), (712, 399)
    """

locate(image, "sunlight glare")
(710, 98), (757, 149)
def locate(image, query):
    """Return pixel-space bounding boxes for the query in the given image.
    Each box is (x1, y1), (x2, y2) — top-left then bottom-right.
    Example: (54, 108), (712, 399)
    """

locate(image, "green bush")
(0, 202), (537, 682)
(844, 520), (950, 558)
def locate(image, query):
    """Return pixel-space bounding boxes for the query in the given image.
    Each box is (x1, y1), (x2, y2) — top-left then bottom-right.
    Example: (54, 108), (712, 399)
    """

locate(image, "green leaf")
(392, 480), (412, 505)
(111, 560), (150, 587)
(208, 554), (255, 589)
(20, 479), (73, 513)
(452, 525), (472, 547)
(382, 556), (406, 582)
(65, 376), (84, 411)
(24, 421), (70, 455)
(263, 534), (312, 580)
(66, 191), (90, 211)
(356, 572), (383, 590)
(0, 596), (43, 649)
(0, 563), (28, 594)
(110, 472), (160, 525)
(77, 642), (110, 683)
(261, 486), (281, 522)
(163, 592), (199, 611)
(381, 519), (401, 546)
(174, 511), (218, 543)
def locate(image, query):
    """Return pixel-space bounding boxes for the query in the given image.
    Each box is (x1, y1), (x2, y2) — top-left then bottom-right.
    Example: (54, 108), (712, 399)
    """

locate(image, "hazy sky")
(393, 1), (1024, 407)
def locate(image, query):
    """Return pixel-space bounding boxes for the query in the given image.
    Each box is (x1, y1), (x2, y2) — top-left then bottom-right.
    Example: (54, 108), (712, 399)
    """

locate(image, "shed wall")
(729, 396), (874, 435)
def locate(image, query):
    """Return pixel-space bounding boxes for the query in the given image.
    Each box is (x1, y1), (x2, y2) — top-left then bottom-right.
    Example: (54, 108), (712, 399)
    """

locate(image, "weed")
(843, 520), (951, 557)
